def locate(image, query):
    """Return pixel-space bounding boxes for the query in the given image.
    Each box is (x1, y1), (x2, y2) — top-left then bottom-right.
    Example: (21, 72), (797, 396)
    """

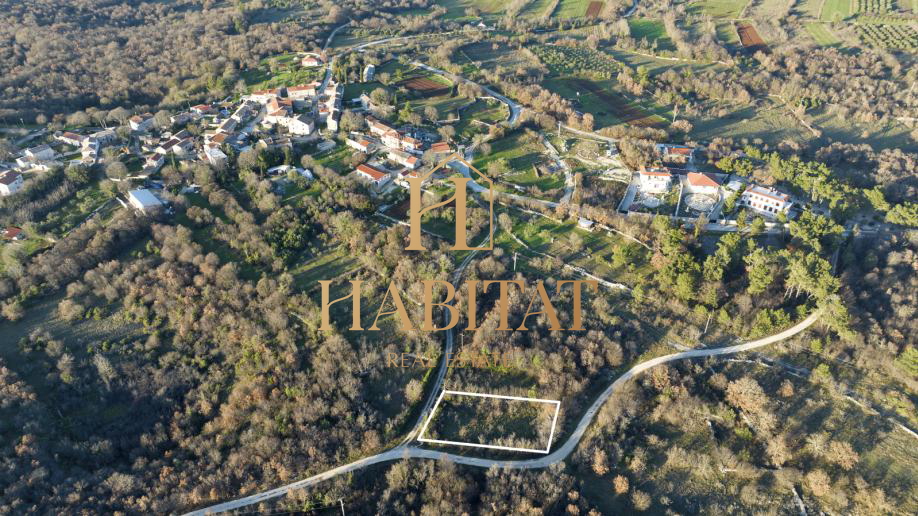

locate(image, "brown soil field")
(737, 22), (766, 50)
(400, 76), (450, 97)
(573, 78), (662, 127)
(585, 1), (604, 18)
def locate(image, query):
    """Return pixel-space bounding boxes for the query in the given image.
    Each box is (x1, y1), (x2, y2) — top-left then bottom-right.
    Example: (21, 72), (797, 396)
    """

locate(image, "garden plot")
(418, 390), (561, 453)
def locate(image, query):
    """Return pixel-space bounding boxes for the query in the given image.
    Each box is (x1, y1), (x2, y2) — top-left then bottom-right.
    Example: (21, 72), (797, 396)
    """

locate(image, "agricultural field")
(797, 0), (825, 17)
(805, 22), (843, 46)
(716, 21), (742, 45)
(628, 18), (676, 51)
(585, 1), (605, 17)
(521, 0), (558, 18)
(555, 0), (595, 18)
(457, 41), (537, 74)
(399, 75), (452, 97)
(531, 44), (621, 79)
(855, 23), (918, 49)
(853, 0), (894, 13)
(820, 0), (853, 21)
(689, 0), (750, 18)
(736, 22), (767, 50)
(542, 76), (665, 128)
(437, 0), (506, 18)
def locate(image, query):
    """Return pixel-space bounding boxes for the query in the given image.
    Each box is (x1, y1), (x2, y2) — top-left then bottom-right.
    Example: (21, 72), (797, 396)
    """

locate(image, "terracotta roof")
(2, 227), (22, 239)
(666, 146), (694, 155)
(687, 172), (720, 188)
(640, 167), (671, 178)
(430, 142), (450, 153)
(356, 164), (387, 181)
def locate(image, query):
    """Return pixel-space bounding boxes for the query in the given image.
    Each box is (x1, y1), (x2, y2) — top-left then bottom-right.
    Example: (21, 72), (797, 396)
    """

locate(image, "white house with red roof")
(301, 54), (324, 67)
(685, 172), (721, 196)
(638, 167), (672, 194)
(57, 132), (84, 146)
(191, 104), (214, 115)
(355, 163), (391, 190)
(0, 171), (24, 196)
(740, 185), (792, 217)
(656, 144), (696, 165)
(346, 137), (374, 153)
(129, 113), (155, 132)
(388, 149), (420, 170)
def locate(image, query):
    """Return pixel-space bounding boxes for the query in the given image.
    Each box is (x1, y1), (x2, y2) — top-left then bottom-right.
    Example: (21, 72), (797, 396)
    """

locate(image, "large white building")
(740, 185), (792, 217)
(355, 163), (391, 191)
(0, 171), (24, 196)
(127, 189), (163, 214)
(638, 167), (672, 194)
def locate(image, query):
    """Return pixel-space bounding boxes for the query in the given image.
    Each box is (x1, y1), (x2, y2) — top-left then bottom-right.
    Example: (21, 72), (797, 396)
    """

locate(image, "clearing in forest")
(418, 390), (562, 453)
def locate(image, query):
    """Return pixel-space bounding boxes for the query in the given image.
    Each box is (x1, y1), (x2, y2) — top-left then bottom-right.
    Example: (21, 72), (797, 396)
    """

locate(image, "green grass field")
(437, 0), (506, 18)
(820, 0), (852, 21)
(502, 168), (566, 193)
(805, 22), (842, 45)
(473, 130), (545, 172)
(689, 0), (750, 17)
(628, 18), (676, 51)
(555, 0), (593, 18)
(522, 0), (557, 18)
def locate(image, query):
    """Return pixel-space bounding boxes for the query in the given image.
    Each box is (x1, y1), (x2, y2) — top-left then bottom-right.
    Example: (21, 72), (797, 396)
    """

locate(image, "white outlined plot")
(416, 390), (562, 454)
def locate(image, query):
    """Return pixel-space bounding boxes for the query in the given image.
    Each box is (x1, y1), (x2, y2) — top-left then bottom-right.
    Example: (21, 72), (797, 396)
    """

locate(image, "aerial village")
(0, 45), (802, 247)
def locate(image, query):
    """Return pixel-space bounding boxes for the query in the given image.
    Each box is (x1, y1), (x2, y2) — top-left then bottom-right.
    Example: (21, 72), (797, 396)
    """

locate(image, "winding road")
(187, 310), (822, 515)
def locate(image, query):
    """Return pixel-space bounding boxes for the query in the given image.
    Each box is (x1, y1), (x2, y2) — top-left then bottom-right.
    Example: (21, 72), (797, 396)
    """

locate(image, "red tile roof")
(430, 142), (450, 153)
(356, 164), (387, 181)
(687, 172), (720, 188)
(2, 227), (22, 239)
(640, 167), (671, 178)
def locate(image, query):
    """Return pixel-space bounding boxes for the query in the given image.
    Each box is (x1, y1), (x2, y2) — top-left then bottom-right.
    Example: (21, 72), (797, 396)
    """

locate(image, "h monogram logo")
(405, 152), (493, 251)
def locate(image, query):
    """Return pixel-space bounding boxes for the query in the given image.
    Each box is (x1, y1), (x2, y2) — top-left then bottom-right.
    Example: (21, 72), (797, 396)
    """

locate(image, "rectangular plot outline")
(416, 389), (561, 454)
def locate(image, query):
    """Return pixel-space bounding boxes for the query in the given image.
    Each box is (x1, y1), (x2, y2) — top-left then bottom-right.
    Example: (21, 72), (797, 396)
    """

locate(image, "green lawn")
(473, 130), (545, 172)
(555, 0), (592, 18)
(314, 144), (354, 174)
(689, 0), (749, 17)
(805, 22), (842, 45)
(820, 0), (852, 21)
(502, 168), (566, 193)
(628, 18), (676, 51)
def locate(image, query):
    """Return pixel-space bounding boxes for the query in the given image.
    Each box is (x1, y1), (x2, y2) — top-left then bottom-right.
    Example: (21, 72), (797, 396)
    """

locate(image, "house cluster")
(635, 158), (793, 219)
(345, 114), (454, 192)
